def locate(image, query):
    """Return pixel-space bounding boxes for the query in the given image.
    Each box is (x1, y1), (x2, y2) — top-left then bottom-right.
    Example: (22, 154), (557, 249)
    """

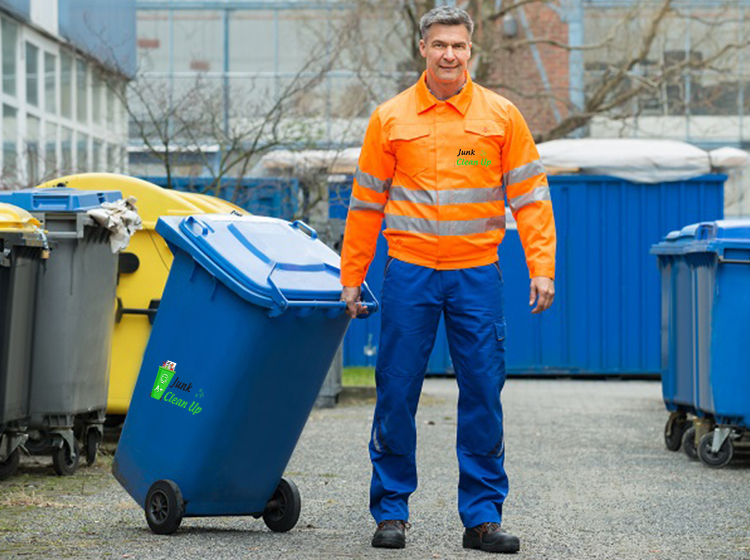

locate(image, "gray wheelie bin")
(0, 188), (122, 475)
(0, 204), (48, 480)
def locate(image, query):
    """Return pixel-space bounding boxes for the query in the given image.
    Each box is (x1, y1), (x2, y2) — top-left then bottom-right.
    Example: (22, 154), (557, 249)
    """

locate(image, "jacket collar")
(415, 70), (473, 115)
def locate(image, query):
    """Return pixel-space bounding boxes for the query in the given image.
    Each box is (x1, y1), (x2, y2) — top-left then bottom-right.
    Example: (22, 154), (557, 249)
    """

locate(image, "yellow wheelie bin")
(35, 174), (248, 419)
(175, 191), (247, 214)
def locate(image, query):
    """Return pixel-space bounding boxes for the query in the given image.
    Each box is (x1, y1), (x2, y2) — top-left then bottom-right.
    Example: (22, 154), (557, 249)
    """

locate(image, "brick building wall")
(481, 2), (570, 139)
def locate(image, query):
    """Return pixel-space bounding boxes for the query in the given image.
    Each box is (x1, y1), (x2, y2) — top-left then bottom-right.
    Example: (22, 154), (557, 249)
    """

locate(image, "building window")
(45, 52), (56, 114)
(2, 19), (17, 97)
(61, 52), (73, 119)
(77, 133), (88, 171)
(76, 59), (88, 124)
(107, 84), (115, 127)
(61, 126), (72, 172)
(45, 123), (57, 176)
(3, 104), (17, 178)
(107, 143), (116, 171)
(93, 139), (102, 171)
(26, 42), (39, 107)
(93, 72), (103, 125)
(26, 115), (40, 185)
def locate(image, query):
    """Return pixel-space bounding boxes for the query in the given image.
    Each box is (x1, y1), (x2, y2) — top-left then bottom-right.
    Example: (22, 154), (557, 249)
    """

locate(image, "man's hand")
(529, 277), (555, 314)
(341, 286), (368, 319)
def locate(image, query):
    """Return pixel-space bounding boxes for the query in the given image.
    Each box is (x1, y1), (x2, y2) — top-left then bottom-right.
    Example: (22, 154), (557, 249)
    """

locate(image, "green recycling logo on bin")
(151, 361), (203, 416)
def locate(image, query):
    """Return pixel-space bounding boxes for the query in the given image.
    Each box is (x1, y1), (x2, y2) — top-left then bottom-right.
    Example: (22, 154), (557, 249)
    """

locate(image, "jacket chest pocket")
(463, 119), (504, 184)
(389, 124), (431, 178)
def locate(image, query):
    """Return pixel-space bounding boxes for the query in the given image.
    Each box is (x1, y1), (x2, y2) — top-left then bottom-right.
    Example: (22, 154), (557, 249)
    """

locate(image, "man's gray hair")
(419, 6), (474, 40)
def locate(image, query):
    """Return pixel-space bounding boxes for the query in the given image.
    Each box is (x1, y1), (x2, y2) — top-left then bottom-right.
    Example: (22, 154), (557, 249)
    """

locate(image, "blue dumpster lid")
(0, 187), (122, 212)
(651, 219), (750, 256)
(156, 214), (346, 311)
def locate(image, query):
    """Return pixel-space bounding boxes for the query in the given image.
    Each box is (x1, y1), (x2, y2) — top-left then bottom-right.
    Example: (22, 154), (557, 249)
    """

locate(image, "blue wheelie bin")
(652, 219), (750, 468)
(651, 224), (703, 454)
(112, 214), (378, 534)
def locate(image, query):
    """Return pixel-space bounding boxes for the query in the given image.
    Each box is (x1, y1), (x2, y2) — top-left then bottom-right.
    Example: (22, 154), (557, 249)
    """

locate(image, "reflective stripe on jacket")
(340, 71), (556, 286)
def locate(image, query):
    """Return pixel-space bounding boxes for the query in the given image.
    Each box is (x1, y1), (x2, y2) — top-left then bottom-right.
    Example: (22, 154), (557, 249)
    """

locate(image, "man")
(340, 6), (555, 554)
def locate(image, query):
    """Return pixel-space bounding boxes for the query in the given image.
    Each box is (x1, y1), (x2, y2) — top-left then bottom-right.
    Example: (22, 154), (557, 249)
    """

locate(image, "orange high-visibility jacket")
(340, 72), (556, 287)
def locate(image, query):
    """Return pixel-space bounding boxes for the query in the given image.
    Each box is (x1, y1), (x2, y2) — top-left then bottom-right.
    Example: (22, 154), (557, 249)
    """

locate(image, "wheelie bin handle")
(115, 297), (161, 325)
(290, 220), (318, 240)
(266, 263), (379, 318)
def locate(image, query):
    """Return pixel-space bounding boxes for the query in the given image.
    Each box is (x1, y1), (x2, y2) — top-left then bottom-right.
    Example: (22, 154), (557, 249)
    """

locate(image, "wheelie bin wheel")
(0, 448), (20, 481)
(664, 415), (688, 451)
(263, 477), (301, 533)
(145, 480), (184, 535)
(52, 439), (80, 476)
(85, 430), (99, 467)
(682, 426), (698, 460)
(697, 431), (734, 469)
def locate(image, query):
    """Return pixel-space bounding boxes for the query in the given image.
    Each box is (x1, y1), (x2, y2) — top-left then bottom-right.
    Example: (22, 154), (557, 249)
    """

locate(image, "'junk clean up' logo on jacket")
(456, 148), (491, 168)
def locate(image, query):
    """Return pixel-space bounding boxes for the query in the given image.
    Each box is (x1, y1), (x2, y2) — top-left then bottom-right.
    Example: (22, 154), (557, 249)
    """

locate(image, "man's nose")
(444, 46), (455, 60)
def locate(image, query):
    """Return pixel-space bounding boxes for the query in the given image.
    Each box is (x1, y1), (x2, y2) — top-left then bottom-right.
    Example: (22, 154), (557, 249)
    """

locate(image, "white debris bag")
(87, 196), (143, 253)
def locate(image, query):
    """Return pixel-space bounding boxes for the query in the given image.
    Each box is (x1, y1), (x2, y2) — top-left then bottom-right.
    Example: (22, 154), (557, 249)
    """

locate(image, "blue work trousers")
(369, 258), (508, 529)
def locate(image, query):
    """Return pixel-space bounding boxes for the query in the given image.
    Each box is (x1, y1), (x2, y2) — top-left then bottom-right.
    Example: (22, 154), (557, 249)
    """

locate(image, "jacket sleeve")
(502, 103), (556, 279)
(340, 108), (395, 286)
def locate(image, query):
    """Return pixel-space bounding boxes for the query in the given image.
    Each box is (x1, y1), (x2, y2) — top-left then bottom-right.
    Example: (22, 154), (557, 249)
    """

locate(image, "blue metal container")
(112, 214), (377, 534)
(652, 220), (750, 466)
(342, 174), (726, 376)
(140, 176), (300, 220)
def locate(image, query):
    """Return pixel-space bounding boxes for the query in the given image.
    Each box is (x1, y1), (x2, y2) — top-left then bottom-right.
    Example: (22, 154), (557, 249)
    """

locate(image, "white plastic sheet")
(87, 196), (143, 253)
(537, 139), (715, 184)
(709, 147), (750, 169)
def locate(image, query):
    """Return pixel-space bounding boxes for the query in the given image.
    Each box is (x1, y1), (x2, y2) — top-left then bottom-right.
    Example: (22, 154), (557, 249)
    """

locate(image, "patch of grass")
(343, 367), (375, 387)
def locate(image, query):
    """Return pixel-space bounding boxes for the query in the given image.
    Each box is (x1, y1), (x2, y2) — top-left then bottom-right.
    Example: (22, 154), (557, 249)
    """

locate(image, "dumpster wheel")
(664, 415), (689, 452)
(52, 438), (80, 476)
(263, 478), (301, 533)
(698, 431), (734, 469)
(0, 448), (20, 481)
(145, 480), (184, 535)
(85, 429), (100, 467)
(681, 426), (698, 460)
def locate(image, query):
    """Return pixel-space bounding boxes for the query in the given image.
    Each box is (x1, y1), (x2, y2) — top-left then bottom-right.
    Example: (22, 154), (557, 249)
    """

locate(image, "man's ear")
(419, 39), (426, 58)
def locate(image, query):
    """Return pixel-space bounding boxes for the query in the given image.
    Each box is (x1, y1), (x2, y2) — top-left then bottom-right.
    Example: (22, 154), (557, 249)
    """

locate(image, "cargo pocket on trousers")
(495, 321), (506, 352)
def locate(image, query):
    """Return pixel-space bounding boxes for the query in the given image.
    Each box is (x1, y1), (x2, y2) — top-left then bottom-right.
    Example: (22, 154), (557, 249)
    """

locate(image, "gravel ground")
(1, 378), (749, 559)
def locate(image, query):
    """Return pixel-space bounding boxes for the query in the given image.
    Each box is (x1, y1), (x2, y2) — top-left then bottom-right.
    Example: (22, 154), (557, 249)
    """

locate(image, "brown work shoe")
(463, 522), (520, 553)
(371, 519), (410, 549)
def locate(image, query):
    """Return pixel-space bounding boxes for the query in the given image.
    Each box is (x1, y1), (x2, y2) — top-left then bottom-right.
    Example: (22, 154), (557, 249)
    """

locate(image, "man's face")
(419, 24), (472, 84)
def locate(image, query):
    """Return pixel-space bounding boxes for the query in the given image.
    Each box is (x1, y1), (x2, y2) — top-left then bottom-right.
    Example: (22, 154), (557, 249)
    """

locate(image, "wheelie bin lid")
(0, 187), (122, 212)
(0, 203), (42, 232)
(156, 214), (351, 312)
(34, 174), (206, 228)
(651, 219), (750, 259)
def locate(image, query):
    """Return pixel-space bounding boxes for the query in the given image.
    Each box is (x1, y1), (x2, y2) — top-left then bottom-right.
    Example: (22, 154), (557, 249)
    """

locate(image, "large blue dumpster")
(112, 214), (377, 534)
(340, 174), (725, 376)
(141, 176), (300, 220)
(652, 219), (750, 468)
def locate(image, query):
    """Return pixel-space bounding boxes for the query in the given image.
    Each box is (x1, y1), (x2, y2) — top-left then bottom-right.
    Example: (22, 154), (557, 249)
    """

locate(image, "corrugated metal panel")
(341, 174), (726, 376)
(140, 176), (299, 220)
